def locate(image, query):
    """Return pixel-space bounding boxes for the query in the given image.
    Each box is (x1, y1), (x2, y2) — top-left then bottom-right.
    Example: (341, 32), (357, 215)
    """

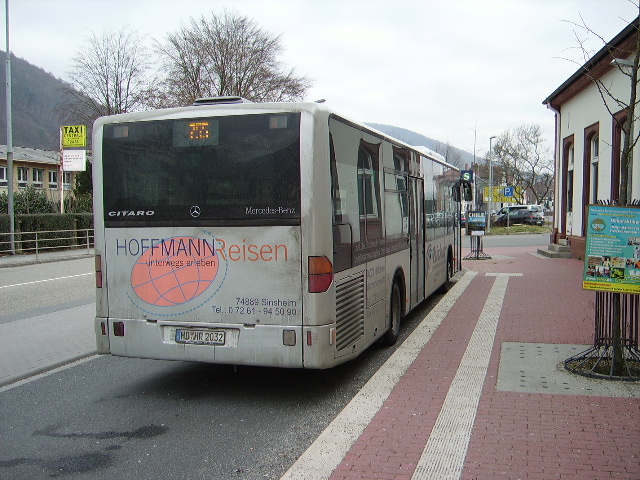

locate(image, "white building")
(543, 17), (639, 259)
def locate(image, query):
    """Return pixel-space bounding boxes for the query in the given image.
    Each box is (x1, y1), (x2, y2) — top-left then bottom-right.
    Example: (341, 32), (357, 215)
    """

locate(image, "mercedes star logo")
(190, 205), (201, 218)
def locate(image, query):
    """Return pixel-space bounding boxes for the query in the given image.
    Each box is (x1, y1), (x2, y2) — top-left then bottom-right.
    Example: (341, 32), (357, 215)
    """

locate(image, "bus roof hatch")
(193, 96), (253, 106)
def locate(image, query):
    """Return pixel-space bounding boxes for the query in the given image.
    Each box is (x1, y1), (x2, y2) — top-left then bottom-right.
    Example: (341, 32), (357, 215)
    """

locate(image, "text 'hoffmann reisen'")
(115, 237), (289, 262)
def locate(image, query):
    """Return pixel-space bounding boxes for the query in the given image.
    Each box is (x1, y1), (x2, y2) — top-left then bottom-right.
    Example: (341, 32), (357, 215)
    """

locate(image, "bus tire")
(438, 250), (454, 294)
(382, 281), (403, 346)
(446, 249), (454, 282)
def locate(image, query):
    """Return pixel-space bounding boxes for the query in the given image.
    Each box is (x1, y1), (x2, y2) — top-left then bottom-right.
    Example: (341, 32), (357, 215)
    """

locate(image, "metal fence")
(0, 228), (94, 260)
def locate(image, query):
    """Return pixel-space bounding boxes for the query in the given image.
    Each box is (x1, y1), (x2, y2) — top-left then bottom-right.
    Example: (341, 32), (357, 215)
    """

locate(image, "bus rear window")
(102, 113), (301, 226)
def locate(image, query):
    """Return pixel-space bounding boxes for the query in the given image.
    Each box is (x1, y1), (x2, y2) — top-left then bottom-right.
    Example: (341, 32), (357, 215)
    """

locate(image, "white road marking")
(0, 272), (93, 289)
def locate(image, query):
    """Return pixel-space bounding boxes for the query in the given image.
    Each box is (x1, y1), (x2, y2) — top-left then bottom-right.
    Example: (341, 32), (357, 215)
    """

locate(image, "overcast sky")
(3, 0), (639, 157)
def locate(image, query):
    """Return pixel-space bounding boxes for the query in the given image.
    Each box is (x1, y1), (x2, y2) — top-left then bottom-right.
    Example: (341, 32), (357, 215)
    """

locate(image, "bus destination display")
(173, 118), (219, 147)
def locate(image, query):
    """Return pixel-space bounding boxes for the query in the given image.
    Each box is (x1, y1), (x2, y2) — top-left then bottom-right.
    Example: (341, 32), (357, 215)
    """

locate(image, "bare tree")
(60, 27), (150, 196)
(491, 124), (554, 205)
(64, 27), (151, 125)
(152, 10), (310, 107)
(565, 10), (640, 205)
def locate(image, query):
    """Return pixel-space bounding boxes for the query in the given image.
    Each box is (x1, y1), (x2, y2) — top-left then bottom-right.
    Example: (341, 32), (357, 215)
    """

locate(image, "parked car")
(493, 204), (545, 221)
(493, 209), (545, 227)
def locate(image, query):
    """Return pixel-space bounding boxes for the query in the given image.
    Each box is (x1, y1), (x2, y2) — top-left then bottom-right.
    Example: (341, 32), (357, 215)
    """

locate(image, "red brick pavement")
(330, 246), (640, 480)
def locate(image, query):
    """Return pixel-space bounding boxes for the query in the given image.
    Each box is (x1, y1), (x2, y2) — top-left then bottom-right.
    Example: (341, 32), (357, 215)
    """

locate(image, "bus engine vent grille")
(336, 274), (365, 351)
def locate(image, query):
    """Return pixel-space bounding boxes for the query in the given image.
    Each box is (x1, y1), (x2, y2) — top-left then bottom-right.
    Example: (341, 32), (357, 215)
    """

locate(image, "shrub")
(1, 186), (57, 214)
(65, 193), (93, 213)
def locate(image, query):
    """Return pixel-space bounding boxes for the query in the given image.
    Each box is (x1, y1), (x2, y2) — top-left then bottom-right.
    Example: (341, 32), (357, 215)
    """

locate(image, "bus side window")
(358, 140), (382, 242)
(329, 119), (383, 270)
(385, 147), (410, 239)
(330, 135), (342, 221)
(423, 159), (436, 232)
(330, 133), (357, 272)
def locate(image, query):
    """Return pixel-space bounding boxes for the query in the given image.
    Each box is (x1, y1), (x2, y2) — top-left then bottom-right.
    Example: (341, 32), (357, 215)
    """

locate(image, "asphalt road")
(0, 257), (94, 323)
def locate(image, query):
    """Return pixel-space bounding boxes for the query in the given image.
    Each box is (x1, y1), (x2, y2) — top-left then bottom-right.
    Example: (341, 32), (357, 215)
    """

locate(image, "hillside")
(0, 52), (71, 150)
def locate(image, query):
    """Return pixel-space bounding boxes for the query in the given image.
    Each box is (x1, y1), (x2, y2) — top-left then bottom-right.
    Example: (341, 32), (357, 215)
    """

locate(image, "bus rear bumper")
(100, 318), (308, 368)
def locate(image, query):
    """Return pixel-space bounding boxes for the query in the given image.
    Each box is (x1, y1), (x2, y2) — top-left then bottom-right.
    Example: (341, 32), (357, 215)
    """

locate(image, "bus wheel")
(382, 281), (402, 346)
(446, 250), (454, 282)
(438, 251), (454, 294)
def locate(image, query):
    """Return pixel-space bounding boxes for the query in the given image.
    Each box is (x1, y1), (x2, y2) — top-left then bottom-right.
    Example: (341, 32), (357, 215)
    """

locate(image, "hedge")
(0, 213), (94, 253)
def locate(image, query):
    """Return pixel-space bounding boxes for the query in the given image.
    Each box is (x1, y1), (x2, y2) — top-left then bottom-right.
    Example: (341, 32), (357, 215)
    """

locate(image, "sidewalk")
(0, 247), (94, 268)
(0, 303), (96, 386)
(282, 245), (640, 480)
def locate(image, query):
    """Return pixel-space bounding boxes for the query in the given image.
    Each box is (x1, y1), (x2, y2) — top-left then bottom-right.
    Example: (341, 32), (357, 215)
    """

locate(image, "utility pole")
(5, 0), (14, 254)
(487, 135), (497, 233)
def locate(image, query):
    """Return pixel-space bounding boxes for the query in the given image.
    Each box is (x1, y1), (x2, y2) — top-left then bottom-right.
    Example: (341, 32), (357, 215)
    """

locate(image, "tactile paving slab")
(497, 342), (640, 397)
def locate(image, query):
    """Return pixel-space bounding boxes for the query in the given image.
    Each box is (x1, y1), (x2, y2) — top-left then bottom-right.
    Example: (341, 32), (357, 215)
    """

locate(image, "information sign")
(62, 150), (87, 171)
(583, 204), (640, 293)
(483, 185), (521, 203)
(461, 170), (473, 183)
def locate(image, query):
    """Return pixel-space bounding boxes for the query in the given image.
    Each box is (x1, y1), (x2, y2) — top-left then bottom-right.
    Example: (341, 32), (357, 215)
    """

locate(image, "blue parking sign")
(504, 186), (515, 198)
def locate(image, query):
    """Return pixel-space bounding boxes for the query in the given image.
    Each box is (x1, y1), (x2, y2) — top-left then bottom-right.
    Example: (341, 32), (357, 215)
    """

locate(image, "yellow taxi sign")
(61, 125), (87, 148)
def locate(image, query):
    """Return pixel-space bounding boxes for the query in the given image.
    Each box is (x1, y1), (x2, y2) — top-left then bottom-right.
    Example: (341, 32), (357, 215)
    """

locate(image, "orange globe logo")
(131, 237), (219, 306)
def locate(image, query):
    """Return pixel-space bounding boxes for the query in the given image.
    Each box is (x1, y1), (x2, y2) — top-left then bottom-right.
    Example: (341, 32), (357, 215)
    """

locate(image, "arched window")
(567, 145), (574, 213)
(622, 129), (632, 202)
(612, 111), (628, 203)
(591, 134), (599, 203)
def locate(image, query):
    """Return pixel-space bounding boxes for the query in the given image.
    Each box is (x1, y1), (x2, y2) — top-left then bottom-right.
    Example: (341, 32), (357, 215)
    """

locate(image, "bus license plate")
(175, 329), (225, 346)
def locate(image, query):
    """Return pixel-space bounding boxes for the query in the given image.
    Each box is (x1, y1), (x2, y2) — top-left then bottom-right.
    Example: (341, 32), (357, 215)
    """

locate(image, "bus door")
(454, 197), (462, 272)
(409, 177), (425, 308)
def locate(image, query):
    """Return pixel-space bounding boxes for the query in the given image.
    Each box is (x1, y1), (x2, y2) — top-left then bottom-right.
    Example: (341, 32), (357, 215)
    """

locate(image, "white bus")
(93, 97), (463, 369)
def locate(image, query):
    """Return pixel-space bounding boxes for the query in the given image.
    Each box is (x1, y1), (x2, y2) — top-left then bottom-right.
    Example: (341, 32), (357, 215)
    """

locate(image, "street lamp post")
(487, 135), (497, 233)
(5, 0), (15, 254)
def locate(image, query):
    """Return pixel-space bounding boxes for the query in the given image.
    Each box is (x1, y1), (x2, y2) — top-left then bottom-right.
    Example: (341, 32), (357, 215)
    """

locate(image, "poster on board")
(466, 211), (487, 236)
(583, 204), (640, 294)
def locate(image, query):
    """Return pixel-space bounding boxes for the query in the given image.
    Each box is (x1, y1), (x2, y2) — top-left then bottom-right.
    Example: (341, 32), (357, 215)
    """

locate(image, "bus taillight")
(95, 255), (103, 288)
(308, 256), (333, 293)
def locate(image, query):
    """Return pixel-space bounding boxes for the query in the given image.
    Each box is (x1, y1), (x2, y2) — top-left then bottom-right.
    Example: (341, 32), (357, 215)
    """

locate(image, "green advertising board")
(583, 204), (640, 294)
